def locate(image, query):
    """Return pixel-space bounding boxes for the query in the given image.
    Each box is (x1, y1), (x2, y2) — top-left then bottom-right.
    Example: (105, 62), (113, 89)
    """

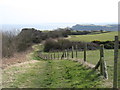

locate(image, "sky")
(0, 0), (119, 24)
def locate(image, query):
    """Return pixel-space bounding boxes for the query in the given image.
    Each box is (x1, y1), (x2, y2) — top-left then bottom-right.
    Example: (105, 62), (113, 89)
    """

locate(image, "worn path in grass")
(3, 59), (112, 88)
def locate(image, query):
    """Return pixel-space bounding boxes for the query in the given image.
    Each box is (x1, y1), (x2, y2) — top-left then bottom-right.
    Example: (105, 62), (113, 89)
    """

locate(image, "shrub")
(43, 39), (59, 52)
(2, 31), (16, 57)
(44, 39), (99, 52)
(91, 40), (120, 49)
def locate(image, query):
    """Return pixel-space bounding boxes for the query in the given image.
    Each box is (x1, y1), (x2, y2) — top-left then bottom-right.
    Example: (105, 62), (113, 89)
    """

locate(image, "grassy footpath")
(68, 31), (117, 42)
(3, 59), (111, 88)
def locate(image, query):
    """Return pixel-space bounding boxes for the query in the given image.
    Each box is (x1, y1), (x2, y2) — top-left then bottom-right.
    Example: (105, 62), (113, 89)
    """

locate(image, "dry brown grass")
(2, 49), (32, 69)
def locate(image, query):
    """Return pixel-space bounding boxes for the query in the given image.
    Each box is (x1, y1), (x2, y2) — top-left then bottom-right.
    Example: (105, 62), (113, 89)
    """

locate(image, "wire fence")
(38, 36), (119, 88)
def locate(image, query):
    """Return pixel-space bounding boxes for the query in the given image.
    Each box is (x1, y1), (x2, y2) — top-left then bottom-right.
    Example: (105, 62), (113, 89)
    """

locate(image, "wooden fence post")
(67, 49), (69, 59)
(103, 60), (108, 79)
(113, 36), (119, 88)
(47, 53), (48, 60)
(63, 51), (65, 59)
(51, 53), (53, 60)
(72, 46), (74, 58)
(100, 44), (104, 75)
(94, 45), (108, 79)
(61, 51), (64, 59)
(64, 50), (66, 58)
(118, 41), (120, 88)
(58, 50), (59, 60)
(84, 43), (87, 62)
(76, 45), (78, 58)
(54, 51), (55, 59)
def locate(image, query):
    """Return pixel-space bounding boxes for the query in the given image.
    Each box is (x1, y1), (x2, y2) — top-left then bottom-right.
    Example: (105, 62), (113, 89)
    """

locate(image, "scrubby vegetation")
(2, 28), (71, 58)
(2, 32), (115, 88)
(3, 27), (107, 58)
(43, 39), (99, 52)
(2, 31), (16, 57)
(92, 40), (120, 49)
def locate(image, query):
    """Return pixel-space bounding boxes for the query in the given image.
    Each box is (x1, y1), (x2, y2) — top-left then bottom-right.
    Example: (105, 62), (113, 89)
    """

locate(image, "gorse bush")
(3, 27), (111, 58)
(2, 31), (16, 57)
(43, 39), (99, 52)
(43, 39), (73, 52)
(92, 40), (120, 49)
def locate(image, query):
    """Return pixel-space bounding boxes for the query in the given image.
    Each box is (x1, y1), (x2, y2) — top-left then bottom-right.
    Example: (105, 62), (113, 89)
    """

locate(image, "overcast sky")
(0, 0), (119, 24)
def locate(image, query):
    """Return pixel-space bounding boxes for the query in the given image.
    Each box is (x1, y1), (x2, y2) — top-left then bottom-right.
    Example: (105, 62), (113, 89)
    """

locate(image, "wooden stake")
(84, 43), (87, 62)
(51, 53), (53, 60)
(72, 46), (74, 58)
(113, 36), (119, 88)
(54, 51), (55, 59)
(58, 50), (59, 60)
(100, 44), (104, 75)
(64, 50), (66, 58)
(76, 45), (78, 58)
(67, 49), (69, 59)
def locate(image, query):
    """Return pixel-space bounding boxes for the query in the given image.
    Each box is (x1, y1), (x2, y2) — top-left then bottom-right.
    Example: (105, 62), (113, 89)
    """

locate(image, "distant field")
(68, 31), (118, 42)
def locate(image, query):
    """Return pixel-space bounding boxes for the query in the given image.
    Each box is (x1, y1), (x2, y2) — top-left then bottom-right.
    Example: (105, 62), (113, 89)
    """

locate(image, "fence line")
(38, 36), (119, 88)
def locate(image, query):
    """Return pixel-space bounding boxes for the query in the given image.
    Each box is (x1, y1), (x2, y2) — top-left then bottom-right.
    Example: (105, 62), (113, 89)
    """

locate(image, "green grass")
(3, 60), (110, 88)
(68, 31), (118, 42)
(3, 44), (113, 88)
(42, 49), (114, 83)
(76, 49), (114, 82)
(33, 44), (114, 83)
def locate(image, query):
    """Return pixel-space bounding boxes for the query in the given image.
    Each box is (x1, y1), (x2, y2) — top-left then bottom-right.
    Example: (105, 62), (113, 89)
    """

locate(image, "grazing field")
(67, 31), (118, 42)
(3, 60), (111, 88)
(33, 44), (114, 83)
(45, 50), (114, 82)
(76, 49), (114, 82)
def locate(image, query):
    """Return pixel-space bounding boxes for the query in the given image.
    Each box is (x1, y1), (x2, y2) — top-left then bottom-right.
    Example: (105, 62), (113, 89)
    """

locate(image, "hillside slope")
(68, 31), (118, 42)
